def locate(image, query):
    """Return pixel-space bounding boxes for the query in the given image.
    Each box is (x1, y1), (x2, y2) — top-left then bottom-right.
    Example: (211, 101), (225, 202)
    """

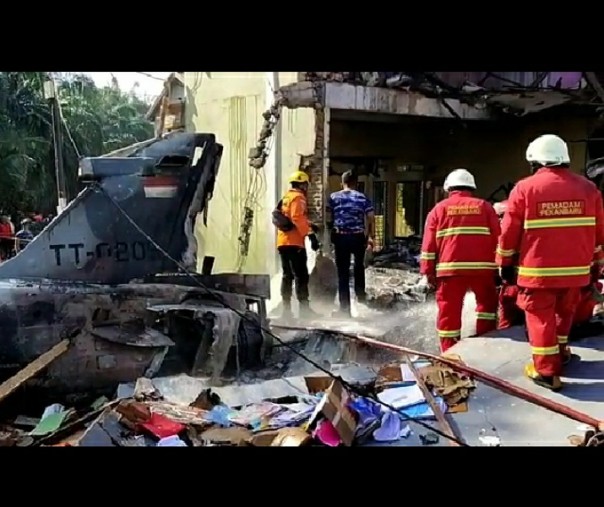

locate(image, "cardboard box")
(304, 375), (333, 394)
(308, 380), (357, 446)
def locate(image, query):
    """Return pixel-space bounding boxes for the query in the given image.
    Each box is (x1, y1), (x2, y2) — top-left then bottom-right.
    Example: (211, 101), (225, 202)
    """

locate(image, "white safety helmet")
(525, 134), (570, 166)
(443, 168), (476, 192)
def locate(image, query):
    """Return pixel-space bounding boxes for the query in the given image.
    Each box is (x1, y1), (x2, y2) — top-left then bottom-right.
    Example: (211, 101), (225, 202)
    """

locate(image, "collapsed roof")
(300, 72), (599, 117)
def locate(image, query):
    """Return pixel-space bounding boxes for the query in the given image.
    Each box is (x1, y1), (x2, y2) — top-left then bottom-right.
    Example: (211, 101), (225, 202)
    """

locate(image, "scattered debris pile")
(369, 236), (421, 270)
(303, 72), (430, 92)
(300, 72), (591, 116)
(365, 267), (426, 309)
(361, 236), (427, 310)
(0, 356), (477, 447)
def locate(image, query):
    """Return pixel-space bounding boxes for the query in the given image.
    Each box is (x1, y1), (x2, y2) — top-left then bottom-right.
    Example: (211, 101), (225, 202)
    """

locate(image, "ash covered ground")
(260, 237), (479, 388)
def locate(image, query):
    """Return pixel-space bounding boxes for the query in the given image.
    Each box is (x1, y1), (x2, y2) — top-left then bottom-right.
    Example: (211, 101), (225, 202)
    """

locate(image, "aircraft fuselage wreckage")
(0, 132), (271, 394)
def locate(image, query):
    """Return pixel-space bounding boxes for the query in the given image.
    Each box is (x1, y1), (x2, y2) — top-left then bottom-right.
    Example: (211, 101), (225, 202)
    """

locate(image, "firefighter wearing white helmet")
(497, 134), (604, 391)
(443, 168), (477, 191)
(419, 168), (500, 353)
(525, 134), (570, 167)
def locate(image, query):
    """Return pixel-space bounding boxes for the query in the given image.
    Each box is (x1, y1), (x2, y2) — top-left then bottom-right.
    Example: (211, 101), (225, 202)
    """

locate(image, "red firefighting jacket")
(497, 167), (604, 289)
(420, 191), (501, 277)
(0, 222), (12, 240)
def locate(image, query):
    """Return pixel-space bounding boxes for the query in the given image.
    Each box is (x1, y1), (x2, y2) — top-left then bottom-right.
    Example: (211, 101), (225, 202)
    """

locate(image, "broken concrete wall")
(306, 109), (326, 225)
(184, 72), (315, 276)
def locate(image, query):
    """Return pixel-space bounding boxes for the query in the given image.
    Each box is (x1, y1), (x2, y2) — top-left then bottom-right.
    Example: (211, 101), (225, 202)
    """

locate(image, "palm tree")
(0, 72), (154, 214)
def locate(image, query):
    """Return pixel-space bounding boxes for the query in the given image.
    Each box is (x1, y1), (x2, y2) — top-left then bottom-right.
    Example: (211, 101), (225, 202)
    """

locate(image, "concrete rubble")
(0, 337), (476, 447)
(0, 232), (549, 447)
(364, 236), (426, 309)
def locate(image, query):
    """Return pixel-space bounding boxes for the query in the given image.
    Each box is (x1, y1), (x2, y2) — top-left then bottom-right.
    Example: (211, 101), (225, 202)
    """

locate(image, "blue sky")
(85, 72), (170, 100)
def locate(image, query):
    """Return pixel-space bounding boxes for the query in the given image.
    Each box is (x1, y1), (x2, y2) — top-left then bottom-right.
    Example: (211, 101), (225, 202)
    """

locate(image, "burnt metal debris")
(0, 132), (272, 396)
(0, 332), (477, 447)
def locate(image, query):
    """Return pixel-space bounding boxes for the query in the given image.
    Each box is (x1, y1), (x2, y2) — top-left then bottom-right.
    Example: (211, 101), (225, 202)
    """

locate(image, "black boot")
(524, 363), (563, 392)
(332, 307), (352, 318)
(279, 300), (294, 320)
(299, 300), (320, 320)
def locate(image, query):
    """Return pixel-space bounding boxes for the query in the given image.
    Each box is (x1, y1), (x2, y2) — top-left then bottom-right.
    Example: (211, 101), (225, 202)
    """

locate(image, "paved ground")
(448, 326), (604, 446)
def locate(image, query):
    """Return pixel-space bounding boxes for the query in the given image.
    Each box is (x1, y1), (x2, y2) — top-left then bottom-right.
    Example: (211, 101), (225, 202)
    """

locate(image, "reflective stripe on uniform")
(531, 345), (559, 355)
(557, 335), (568, 344)
(438, 329), (461, 339)
(518, 265), (590, 277)
(436, 262), (497, 271)
(496, 246), (515, 257)
(524, 217), (596, 230)
(476, 312), (497, 321)
(436, 226), (491, 238)
(420, 252), (436, 260)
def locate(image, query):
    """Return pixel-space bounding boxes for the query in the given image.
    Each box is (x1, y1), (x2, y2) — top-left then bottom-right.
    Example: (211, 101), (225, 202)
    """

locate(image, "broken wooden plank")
(403, 354), (463, 447)
(13, 416), (41, 428)
(32, 399), (121, 447)
(0, 339), (71, 404)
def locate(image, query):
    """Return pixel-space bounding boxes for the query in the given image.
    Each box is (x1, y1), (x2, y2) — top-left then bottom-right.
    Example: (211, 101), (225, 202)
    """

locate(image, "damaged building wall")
(328, 110), (594, 241)
(184, 72), (315, 275)
(306, 109), (327, 224)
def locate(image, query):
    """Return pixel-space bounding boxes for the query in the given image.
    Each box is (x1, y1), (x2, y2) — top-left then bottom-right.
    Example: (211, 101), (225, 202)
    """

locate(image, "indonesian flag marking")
(142, 175), (179, 198)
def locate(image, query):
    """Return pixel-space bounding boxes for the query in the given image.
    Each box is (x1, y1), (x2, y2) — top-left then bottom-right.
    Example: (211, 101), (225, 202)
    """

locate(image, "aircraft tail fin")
(0, 132), (222, 284)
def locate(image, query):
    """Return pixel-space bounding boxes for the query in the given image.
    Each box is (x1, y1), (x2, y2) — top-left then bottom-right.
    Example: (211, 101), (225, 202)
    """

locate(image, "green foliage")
(0, 72), (154, 215)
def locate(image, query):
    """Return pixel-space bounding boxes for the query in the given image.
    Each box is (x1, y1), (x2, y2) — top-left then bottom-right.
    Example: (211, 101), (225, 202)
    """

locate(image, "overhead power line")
(135, 72), (168, 81)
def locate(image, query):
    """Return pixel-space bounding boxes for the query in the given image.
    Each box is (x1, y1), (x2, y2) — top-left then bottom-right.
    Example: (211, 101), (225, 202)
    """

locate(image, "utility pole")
(43, 75), (67, 214)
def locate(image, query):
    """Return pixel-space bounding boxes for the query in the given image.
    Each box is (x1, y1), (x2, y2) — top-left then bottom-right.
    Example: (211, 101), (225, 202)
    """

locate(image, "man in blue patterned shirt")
(327, 171), (375, 317)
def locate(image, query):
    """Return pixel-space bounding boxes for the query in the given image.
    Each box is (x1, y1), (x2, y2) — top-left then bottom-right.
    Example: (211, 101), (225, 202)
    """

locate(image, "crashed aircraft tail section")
(0, 133), (222, 284)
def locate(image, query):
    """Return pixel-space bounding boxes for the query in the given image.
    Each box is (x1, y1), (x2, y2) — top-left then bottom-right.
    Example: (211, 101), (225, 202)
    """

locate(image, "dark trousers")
(278, 246), (309, 302)
(333, 233), (367, 310)
(0, 239), (13, 260)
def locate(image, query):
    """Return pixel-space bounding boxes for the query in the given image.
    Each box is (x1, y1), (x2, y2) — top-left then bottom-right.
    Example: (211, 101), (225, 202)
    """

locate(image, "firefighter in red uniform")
(497, 134), (604, 391)
(420, 168), (501, 352)
(573, 281), (603, 324)
(495, 201), (604, 334)
(493, 201), (524, 330)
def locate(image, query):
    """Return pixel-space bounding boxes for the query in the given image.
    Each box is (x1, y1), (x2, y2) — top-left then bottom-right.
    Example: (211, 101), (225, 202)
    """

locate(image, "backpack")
(272, 199), (295, 232)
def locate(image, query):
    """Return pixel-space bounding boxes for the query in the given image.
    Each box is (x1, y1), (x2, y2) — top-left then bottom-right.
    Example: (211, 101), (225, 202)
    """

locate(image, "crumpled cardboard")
(375, 363), (403, 389)
(418, 354), (475, 411)
(304, 376), (333, 394)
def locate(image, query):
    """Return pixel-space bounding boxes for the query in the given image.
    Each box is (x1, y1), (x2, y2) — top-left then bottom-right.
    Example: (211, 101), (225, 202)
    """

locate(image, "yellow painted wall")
(184, 72), (315, 276)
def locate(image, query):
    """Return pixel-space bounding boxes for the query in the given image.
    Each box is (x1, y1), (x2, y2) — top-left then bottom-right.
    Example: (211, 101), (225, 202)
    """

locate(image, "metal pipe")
(272, 323), (603, 430)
